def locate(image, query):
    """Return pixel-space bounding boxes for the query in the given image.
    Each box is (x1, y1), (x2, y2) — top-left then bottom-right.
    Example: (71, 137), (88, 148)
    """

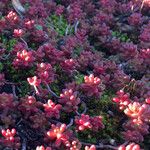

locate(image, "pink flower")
(24, 19), (35, 29)
(81, 74), (102, 97)
(27, 76), (41, 87)
(36, 63), (54, 84)
(85, 145), (96, 150)
(43, 100), (62, 119)
(113, 90), (131, 110)
(13, 49), (35, 68)
(118, 142), (140, 150)
(75, 114), (92, 131)
(46, 123), (73, 147)
(84, 74), (101, 85)
(13, 29), (24, 38)
(145, 97), (150, 104)
(60, 58), (76, 74)
(36, 146), (52, 150)
(59, 89), (80, 112)
(124, 102), (142, 118)
(1, 128), (16, 142)
(6, 11), (18, 22)
(27, 76), (41, 94)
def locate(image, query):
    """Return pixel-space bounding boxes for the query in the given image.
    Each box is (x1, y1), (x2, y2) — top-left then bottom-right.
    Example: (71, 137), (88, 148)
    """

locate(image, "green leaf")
(47, 14), (71, 36)
(7, 38), (17, 51)
(75, 73), (84, 84)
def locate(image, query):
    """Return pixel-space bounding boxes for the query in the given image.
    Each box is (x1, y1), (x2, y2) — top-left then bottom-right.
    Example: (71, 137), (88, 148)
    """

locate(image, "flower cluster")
(0, 128), (20, 149)
(28, 76), (43, 93)
(60, 59), (76, 74)
(125, 102), (150, 122)
(85, 145), (96, 150)
(113, 91), (150, 142)
(36, 63), (55, 84)
(75, 114), (104, 131)
(59, 89), (80, 112)
(81, 74), (103, 97)
(118, 142), (140, 150)
(13, 49), (35, 69)
(6, 11), (18, 24)
(13, 29), (24, 38)
(36, 145), (52, 150)
(18, 96), (42, 119)
(43, 100), (62, 119)
(45, 123), (81, 149)
(112, 90), (131, 110)
(0, 0), (150, 149)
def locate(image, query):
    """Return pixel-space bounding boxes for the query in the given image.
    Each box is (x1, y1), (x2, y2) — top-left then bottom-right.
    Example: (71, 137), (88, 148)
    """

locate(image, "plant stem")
(76, 101), (87, 115)
(20, 38), (28, 49)
(74, 20), (79, 33)
(12, 0), (25, 18)
(21, 138), (27, 150)
(45, 83), (60, 98)
(12, 85), (18, 99)
(66, 118), (74, 128)
(33, 85), (39, 95)
(65, 24), (71, 35)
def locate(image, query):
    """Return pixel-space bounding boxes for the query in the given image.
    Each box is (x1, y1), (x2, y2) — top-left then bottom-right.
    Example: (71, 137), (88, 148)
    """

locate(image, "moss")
(84, 91), (123, 142)
(86, 91), (115, 116)
(112, 31), (131, 42)
(141, 134), (150, 150)
(76, 114), (122, 146)
(18, 81), (30, 97)
(100, 112), (123, 141)
(76, 129), (97, 143)
(73, 46), (84, 57)
(3, 60), (36, 97)
(4, 61), (35, 82)
(0, 35), (17, 51)
(74, 73), (84, 85)
(46, 14), (73, 36)
(50, 80), (61, 96)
